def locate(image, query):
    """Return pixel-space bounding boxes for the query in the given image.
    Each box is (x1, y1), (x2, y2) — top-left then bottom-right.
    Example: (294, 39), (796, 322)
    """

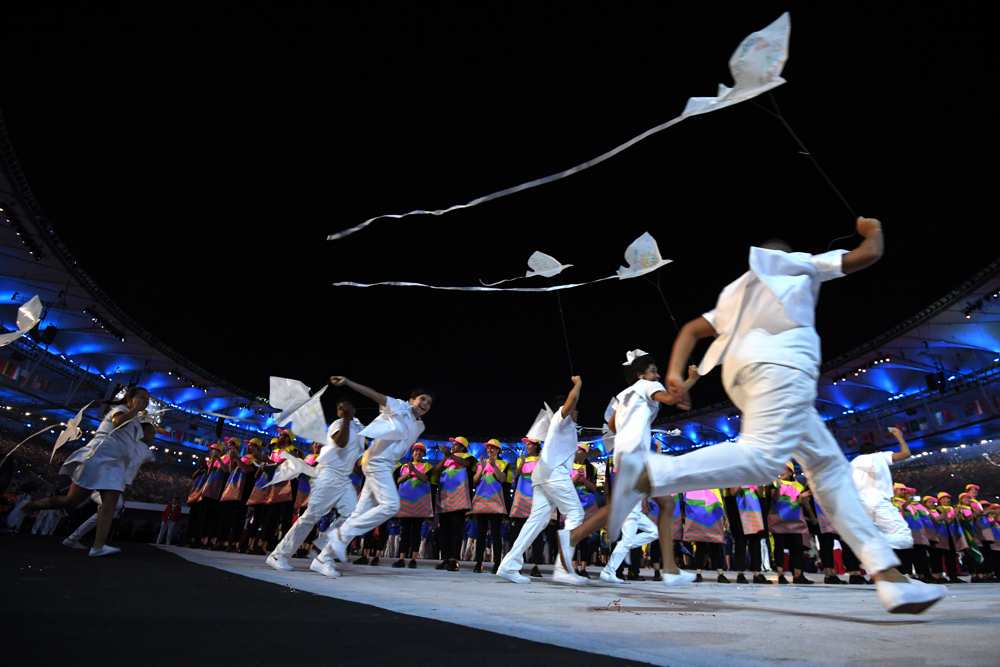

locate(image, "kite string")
(758, 93), (859, 250)
(555, 291), (574, 375)
(648, 273), (681, 332)
(0, 423), (62, 469)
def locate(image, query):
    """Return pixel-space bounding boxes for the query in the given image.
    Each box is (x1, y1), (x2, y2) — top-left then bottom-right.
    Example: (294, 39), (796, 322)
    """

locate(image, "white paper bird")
(50, 401), (94, 462)
(682, 13), (790, 118)
(0, 295), (44, 348)
(617, 233), (672, 280)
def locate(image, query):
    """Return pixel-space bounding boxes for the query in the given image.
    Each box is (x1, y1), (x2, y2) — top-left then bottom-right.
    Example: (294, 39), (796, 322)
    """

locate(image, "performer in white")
(496, 376), (589, 585)
(607, 352), (699, 586)
(317, 377), (430, 574)
(27, 388), (154, 557)
(267, 400), (365, 575)
(850, 427), (913, 550)
(600, 500), (659, 584)
(611, 217), (946, 614)
(64, 421), (156, 550)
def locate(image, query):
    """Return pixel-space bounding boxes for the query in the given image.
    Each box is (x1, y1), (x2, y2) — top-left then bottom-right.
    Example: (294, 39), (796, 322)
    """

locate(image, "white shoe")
(876, 578), (946, 614)
(608, 453), (646, 542)
(310, 557), (341, 578)
(600, 569), (626, 584)
(497, 568), (532, 584)
(88, 545), (121, 558)
(661, 569), (697, 587)
(555, 529), (574, 573)
(63, 538), (86, 550)
(266, 553), (295, 572)
(552, 560), (588, 586)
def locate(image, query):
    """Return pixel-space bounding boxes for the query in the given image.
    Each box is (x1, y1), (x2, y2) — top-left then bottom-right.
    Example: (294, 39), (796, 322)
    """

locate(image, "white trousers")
(321, 466), (397, 557)
(498, 474), (583, 573)
(606, 504), (658, 572)
(274, 471), (359, 558)
(646, 363), (899, 575)
(861, 494), (914, 550)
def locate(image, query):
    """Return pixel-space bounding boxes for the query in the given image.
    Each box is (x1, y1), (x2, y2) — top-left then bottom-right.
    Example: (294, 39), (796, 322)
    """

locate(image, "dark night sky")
(0, 2), (995, 436)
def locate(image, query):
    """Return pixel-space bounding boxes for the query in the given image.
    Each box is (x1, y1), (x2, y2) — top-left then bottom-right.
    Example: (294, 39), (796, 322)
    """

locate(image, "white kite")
(334, 231), (670, 291)
(268, 377), (329, 444)
(481, 251), (574, 286)
(50, 401), (94, 462)
(617, 234), (672, 279)
(327, 13), (791, 242)
(0, 295), (44, 348)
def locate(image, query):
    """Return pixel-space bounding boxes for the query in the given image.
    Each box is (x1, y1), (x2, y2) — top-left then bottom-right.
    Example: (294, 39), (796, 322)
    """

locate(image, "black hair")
(408, 388), (434, 402)
(624, 354), (657, 384)
(858, 442), (879, 455)
(101, 384), (149, 416)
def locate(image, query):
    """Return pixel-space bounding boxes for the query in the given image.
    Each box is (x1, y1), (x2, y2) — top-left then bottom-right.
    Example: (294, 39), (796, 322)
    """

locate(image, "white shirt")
(320, 417), (365, 478)
(532, 408), (578, 485)
(612, 379), (666, 458)
(699, 247), (847, 388)
(358, 397), (425, 472)
(851, 451), (895, 501)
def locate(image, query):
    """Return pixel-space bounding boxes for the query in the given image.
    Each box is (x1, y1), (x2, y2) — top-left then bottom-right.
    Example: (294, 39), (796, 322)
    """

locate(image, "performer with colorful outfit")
(683, 488), (729, 583)
(393, 442), (433, 569)
(435, 436), (476, 572)
(768, 464), (814, 584)
(725, 485), (769, 584)
(218, 437), (260, 551)
(470, 439), (510, 573)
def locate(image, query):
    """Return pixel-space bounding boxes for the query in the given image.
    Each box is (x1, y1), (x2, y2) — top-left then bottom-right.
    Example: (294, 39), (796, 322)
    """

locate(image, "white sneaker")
(266, 553), (295, 572)
(555, 529), (574, 573)
(310, 557), (341, 578)
(88, 545), (121, 558)
(497, 568), (532, 584)
(552, 560), (588, 586)
(608, 453), (646, 542)
(63, 538), (86, 550)
(876, 578), (946, 614)
(661, 569), (697, 587)
(599, 569), (626, 584)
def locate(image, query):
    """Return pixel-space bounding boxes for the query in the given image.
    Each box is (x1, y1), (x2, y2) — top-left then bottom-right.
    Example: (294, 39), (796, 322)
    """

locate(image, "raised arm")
(330, 376), (387, 407)
(667, 316), (717, 400)
(561, 376), (583, 418)
(841, 217), (884, 274)
(888, 427), (911, 462)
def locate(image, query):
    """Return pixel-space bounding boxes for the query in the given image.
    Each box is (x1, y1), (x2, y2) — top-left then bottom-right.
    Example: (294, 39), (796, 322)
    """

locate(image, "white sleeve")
(644, 380), (667, 400)
(383, 396), (410, 416)
(882, 451), (895, 467)
(702, 309), (718, 328)
(810, 249), (848, 282)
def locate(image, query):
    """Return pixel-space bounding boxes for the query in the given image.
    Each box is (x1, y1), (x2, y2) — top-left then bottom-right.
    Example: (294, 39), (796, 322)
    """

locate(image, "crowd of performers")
(174, 425), (1000, 587)
(21, 218), (959, 613)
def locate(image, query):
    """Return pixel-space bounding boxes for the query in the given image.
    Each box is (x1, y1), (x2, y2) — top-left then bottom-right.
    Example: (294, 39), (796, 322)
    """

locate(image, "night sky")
(0, 2), (994, 437)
